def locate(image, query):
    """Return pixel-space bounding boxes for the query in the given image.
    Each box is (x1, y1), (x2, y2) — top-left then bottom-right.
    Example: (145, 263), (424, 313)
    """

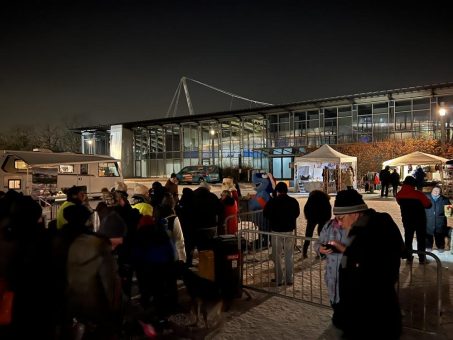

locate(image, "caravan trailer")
(0, 149), (123, 198)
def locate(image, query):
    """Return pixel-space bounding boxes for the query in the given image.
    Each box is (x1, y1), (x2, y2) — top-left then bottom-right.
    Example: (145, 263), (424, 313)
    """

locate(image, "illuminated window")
(14, 160), (27, 170)
(99, 162), (120, 177)
(8, 179), (21, 190)
(59, 165), (74, 173)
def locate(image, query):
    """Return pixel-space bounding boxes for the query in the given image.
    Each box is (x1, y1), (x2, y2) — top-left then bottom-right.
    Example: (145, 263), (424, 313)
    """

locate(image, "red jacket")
(395, 184), (432, 208)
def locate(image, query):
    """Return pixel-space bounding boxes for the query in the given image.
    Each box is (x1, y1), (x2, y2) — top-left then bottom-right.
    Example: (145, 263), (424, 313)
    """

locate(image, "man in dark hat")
(56, 186), (87, 229)
(332, 189), (404, 339)
(396, 176), (432, 264)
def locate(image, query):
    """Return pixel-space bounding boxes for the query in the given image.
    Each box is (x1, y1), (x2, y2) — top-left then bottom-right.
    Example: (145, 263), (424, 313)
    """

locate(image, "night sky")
(1, 1), (453, 131)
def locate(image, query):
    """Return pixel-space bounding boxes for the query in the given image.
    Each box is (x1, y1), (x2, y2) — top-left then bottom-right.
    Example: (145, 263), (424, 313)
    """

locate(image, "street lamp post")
(439, 103), (447, 145)
(210, 128), (215, 165)
(87, 139), (93, 154)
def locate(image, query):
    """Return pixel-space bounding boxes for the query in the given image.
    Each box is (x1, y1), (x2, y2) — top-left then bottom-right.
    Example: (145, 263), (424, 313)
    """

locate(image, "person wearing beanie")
(263, 182), (300, 286)
(332, 189), (404, 339)
(396, 176), (432, 264)
(65, 204), (122, 338)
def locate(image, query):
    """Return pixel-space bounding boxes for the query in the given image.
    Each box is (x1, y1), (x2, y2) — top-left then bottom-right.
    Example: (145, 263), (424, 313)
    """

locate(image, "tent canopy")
(1, 150), (119, 167)
(296, 144), (356, 163)
(383, 151), (448, 167)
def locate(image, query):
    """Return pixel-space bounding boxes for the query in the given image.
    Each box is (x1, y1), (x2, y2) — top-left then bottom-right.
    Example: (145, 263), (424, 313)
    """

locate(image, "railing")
(399, 251), (443, 333)
(225, 210), (444, 334)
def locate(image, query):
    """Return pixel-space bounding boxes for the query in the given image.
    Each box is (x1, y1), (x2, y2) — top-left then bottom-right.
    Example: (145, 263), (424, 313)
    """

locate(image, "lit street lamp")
(210, 128), (215, 165)
(87, 139), (93, 154)
(439, 102), (447, 145)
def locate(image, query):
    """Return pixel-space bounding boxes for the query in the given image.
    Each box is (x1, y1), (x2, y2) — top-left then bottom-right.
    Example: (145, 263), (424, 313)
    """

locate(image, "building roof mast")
(166, 76), (272, 118)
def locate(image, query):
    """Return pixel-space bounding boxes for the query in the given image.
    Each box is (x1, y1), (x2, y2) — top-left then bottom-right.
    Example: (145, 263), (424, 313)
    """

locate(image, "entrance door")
(271, 157), (293, 180)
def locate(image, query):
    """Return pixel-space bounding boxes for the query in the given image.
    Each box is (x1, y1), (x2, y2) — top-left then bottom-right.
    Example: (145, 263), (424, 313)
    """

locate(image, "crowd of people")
(0, 173), (241, 339)
(0, 166), (450, 339)
(309, 167), (451, 339)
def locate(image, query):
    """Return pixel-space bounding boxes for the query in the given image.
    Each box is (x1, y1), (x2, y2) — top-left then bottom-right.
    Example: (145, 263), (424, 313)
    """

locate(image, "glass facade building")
(80, 83), (453, 180)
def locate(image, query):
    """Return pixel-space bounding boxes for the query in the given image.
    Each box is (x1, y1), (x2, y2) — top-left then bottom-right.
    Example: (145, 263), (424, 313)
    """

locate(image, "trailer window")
(59, 165), (74, 173)
(14, 160), (27, 170)
(8, 179), (21, 190)
(99, 162), (119, 177)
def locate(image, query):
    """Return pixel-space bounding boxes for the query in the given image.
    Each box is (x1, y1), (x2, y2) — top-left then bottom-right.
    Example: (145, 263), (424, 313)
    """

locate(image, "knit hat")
(333, 189), (368, 215)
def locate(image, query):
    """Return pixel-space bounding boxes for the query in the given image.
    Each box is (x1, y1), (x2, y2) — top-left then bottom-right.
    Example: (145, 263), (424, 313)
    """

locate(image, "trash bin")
(212, 235), (246, 300)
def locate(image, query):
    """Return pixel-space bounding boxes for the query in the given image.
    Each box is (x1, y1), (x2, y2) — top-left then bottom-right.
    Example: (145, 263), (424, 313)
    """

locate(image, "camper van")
(0, 149), (123, 198)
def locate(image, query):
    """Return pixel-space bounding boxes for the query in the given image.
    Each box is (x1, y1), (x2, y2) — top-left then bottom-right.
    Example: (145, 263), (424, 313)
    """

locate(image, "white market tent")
(382, 151), (449, 190)
(298, 144), (357, 163)
(294, 144), (357, 193)
(382, 151), (448, 167)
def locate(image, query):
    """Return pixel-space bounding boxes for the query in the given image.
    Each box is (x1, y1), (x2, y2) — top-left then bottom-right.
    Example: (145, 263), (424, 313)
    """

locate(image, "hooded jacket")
(66, 233), (121, 322)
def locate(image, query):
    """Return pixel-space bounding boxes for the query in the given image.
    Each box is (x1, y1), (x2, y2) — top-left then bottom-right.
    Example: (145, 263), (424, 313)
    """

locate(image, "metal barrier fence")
(399, 251), (443, 333)
(226, 210), (444, 333)
(38, 198), (100, 231)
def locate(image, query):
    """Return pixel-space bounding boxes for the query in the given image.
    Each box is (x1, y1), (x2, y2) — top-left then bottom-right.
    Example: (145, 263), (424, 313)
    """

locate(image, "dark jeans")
(381, 183), (389, 197)
(392, 184), (398, 197)
(426, 232), (446, 250)
(331, 302), (345, 329)
(404, 224), (426, 262)
(303, 220), (325, 257)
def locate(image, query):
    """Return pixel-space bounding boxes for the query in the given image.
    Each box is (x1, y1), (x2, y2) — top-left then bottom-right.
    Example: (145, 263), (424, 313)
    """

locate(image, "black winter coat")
(263, 194), (300, 232)
(425, 194), (450, 235)
(339, 209), (405, 339)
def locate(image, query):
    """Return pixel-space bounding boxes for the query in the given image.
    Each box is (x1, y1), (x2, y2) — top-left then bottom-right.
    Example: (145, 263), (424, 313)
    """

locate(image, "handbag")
(0, 278), (14, 325)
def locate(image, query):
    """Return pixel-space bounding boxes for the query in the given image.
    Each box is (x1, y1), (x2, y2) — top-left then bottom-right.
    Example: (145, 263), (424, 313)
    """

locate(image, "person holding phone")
(315, 218), (350, 329)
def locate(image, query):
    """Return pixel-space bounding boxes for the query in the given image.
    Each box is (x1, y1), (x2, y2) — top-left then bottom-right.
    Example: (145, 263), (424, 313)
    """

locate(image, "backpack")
(134, 218), (176, 265)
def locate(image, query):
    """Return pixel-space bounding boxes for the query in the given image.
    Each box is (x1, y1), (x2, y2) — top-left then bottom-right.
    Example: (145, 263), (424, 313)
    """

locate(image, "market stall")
(294, 144), (357, 194)
(382, 151), (449, 193)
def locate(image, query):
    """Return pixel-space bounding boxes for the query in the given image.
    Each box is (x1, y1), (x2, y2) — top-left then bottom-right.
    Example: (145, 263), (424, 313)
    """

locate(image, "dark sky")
(1, 0), (453, 130)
